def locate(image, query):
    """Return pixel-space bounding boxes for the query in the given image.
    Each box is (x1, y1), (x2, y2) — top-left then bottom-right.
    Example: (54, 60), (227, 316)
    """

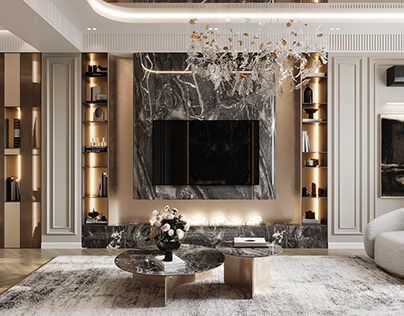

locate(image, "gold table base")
(133, 271), (212, 306)
(223, 254), (270, 298)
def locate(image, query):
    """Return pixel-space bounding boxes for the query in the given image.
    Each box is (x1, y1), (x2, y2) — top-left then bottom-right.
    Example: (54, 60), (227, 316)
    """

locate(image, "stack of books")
(233, 237), (268, 248)
(154, 254), (186, 272)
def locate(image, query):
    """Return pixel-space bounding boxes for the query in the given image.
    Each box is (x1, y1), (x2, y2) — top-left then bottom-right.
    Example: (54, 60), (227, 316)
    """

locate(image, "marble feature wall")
(82, 224), (327, 249)
(134, 53), (275, 199)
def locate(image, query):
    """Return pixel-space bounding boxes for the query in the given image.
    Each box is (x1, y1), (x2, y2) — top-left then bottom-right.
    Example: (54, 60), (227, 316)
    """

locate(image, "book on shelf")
(154, 254), (186, 272)
(13, 119), (21, 148)
(90, 86), (101, 102)
(6, 177), (20, 202)
(33, 116), (38, 148)
(4, 119), (9, 148)
(234, 237), (268, 248)
(98, 172), (108, 197)
(302, 131), (311, 152)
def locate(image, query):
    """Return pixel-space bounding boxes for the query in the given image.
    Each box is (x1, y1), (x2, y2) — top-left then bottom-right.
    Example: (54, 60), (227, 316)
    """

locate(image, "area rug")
(0, 255), (404, 316)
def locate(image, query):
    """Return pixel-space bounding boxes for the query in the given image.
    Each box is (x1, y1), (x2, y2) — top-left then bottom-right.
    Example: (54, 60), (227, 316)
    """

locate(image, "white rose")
(161, 223), (170, 232)
(184, 224), (190, 232)
(166, 214), (174, 220)
(168, 229), (174, 236)
(176, 229), (185, 240)
(154, 221), (162, 227)
(155, 215), (162, 222)
(164, 205), (170, 211)
(152, 210), (159, 216)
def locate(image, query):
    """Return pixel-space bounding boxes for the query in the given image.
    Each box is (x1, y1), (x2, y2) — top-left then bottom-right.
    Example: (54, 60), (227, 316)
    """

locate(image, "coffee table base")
(133, 271), (211, 306)
(223, 255), (270, 298)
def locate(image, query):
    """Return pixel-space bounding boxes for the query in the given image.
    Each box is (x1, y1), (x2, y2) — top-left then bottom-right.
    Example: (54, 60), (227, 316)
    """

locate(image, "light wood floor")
(0, 248), (365, 295)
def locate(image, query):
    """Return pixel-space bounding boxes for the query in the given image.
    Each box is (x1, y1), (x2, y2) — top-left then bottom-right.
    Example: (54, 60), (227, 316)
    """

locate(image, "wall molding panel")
(42, 54), (81, 243)
(84, 33), (404, 53)
(0, 31), (37, 52)
(329, 55), (368, 240)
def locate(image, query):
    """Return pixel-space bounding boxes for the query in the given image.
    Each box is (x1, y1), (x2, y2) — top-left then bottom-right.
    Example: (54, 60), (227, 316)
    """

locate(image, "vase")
(156, 241), (181, 262)
(303, 86), (313, 103)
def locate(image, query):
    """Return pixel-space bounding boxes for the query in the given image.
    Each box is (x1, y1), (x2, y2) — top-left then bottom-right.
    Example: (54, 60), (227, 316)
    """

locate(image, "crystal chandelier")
(186, 19), (327, 103)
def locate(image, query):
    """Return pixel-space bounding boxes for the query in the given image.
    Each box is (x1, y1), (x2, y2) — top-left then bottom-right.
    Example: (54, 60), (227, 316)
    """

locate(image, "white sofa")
(364, 207), (404, 277)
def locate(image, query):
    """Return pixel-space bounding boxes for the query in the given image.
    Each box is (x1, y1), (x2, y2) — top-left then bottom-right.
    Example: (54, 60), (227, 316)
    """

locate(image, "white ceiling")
(1, 0), (404, 52)
(50, 0), (404, 35)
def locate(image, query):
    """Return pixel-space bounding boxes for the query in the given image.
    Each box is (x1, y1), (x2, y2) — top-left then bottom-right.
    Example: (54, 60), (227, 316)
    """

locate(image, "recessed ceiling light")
(336, 27), (340, 31)
(87, 27), (91, 30)
(92, 27), (97, 31)
(330, 27), (335, 31)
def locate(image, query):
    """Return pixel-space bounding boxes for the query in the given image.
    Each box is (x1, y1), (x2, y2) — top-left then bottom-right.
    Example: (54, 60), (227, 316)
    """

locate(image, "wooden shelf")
(84, 73), (107, 78)
(83, 100), (108, 105)
(83, 121), (108, 124)
(82, 166), (108, 169)
(1, 52), (42, 249)
(83, 196), (108, 199)
(300, 53), (328, 226)
(4, 148), (20, 155)
(303, 72), (327, 79)
(302, 196), (327, 199)
(302, 121), (327, 125)
(82, 52), (109, 226)
(302, 102), (327, 107)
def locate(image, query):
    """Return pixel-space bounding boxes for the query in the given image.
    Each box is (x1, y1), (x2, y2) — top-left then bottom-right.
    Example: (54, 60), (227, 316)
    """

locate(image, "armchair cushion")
(374, 231), (404, 277)
(364, 207), (404, 258)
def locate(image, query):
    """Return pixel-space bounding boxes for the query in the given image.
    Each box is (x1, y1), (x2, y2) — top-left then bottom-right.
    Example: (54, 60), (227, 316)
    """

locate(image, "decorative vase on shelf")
(157, 241), (181, 262)
(303, 85), (313, 103)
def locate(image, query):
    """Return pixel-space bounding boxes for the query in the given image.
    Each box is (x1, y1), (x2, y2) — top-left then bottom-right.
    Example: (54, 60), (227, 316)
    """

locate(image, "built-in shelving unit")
(300, 54), (328, 225)
(0, 53), (41, 248)
(82, 53), (109, 225)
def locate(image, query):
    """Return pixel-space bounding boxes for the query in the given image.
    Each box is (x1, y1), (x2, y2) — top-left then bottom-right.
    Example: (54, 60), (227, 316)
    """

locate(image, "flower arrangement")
(147, 205), (189, 243)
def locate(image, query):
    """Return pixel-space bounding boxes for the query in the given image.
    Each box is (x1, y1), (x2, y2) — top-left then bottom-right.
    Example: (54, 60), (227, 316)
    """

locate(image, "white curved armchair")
(364, 207), (404, 277)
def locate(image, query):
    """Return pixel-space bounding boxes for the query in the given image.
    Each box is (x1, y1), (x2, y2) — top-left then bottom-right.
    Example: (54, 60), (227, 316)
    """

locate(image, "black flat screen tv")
(152, 120), (259, 185)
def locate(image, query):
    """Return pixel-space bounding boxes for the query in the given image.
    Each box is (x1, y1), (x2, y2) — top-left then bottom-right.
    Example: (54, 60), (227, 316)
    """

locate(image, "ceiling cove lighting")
(87, 0), (404, 23)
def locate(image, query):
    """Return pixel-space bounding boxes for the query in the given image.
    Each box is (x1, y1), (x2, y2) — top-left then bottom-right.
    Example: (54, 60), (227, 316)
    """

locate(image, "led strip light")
(87, 0), (404, 23)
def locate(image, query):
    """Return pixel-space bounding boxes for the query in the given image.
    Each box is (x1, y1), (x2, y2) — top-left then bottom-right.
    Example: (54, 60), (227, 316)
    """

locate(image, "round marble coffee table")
(216, 241), (283, 298)
(115, 244), (224, 305)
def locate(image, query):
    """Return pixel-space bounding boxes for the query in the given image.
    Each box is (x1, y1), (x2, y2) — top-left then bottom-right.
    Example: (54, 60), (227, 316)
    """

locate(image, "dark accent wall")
(133, 53), (275, 200)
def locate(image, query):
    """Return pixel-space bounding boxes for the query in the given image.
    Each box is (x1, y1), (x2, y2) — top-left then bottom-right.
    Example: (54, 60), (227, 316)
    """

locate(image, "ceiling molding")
(86, 1), (404, 23)
(84, 33), (404, 53)
(23, 0), (82, 50)
(0, 31), (37, 52)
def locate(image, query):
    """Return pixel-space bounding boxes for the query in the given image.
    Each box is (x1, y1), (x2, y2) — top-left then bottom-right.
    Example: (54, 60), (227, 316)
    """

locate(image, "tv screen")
(152, 120), (259, 185)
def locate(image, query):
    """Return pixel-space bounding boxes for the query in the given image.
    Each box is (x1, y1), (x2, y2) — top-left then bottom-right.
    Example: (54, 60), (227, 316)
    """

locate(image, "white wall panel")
(329, 55), (368, 241)
(42, 54), (81, 245)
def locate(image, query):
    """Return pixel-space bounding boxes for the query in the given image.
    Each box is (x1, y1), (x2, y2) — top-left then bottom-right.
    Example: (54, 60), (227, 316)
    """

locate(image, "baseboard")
(41, 242), (82, 249)
(328, 242), (364, 249)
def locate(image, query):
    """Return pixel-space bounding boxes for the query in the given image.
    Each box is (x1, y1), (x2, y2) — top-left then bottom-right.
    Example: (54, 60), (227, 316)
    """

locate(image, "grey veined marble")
(115, 245), (224, 276)
(133, 53), (275, 200)
(216, 241), (283, 257)
(82, 224), (327, 249)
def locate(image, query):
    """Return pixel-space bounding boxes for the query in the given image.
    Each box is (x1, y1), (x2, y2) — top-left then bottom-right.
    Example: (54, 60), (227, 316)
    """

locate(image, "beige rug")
(0, 255), (403, 316)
